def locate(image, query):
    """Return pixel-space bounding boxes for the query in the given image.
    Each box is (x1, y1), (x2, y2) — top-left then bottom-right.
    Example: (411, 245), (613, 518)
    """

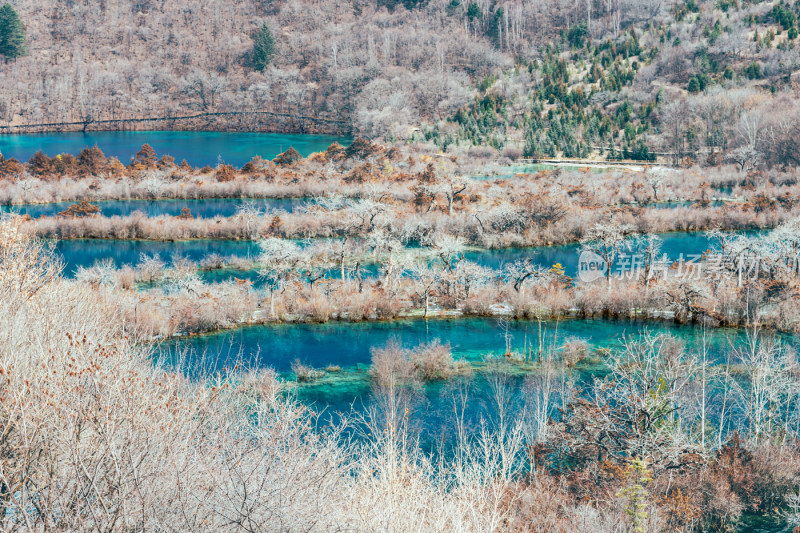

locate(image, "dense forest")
(1, 0), (800, 166)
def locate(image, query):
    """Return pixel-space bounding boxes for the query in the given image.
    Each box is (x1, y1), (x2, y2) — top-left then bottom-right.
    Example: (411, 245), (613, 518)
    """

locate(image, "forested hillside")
(2, 0), (800, 165)
(0, 0), (506, 134)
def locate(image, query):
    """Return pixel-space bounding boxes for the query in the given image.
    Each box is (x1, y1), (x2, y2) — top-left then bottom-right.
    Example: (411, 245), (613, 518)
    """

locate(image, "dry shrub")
(164, 283), (257, 334)
(502, 147), (522, 161)
(370, 339), (456, 386)
(215, 163), (237, 182)
(0, 217), (350, 530)
(560, 337), (589, 366)
(344, 137), (378, 160)
(291, 359), (323, 382)
(409, 340), (455, 381)
(274, 147), (302, 167)
(372, 288), (403, 318)
(330, 285), (378, 320)
(116, 265), (138, 290)
(199, 253), (225, 269)
(501, 476), (577, 531)
(284, 285), (335, 322)
(462, 286), (499, 315)
(370, 340), (418, 387)
(655, 435), (800, 532)
(467, 145), (497, 160)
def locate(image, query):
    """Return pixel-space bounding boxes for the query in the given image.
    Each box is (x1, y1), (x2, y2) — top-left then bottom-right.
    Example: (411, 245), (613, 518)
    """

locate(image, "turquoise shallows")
(0, 131), (350, 167)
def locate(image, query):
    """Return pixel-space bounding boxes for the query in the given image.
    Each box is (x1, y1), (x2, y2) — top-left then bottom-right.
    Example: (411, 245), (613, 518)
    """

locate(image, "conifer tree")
(0, 4), (26, 62)
(251, 22), (275, 72)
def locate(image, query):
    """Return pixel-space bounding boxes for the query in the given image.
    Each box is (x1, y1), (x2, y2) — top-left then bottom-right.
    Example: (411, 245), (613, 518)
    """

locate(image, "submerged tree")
(250, 22), (275, 72)
(0, 3), (26, 62)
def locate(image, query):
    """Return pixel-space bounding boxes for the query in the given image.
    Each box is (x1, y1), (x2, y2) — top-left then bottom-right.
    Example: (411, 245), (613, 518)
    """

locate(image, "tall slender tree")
(0, 4), (26, 62)
(251, 22), (275, 72)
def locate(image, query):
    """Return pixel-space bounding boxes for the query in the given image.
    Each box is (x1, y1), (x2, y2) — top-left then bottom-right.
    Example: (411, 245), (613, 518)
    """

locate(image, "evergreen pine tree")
(0, 4), (26, 62)
(251, 22), (275, 72)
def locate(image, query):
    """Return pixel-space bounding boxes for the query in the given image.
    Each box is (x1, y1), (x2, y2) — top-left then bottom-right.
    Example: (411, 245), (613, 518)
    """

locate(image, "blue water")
(166, 317), (751, 375)
(164, 317), (797, 454)
(462, 231), (721, 274)
(0, 131), (350, 167)
(3, 197), (309, 218)
(54, 239), (263, 273)
(645, 200), (731, 208)
(52, 231), (732, 279)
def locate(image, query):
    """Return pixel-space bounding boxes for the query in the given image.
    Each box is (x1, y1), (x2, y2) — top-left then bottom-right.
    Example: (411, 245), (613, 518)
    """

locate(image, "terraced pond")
(53, 231), (735, 281)
(2, 197), (311, 218)
(162, 317), (799, 456)
(165, 317), (763, 375)
(0, 131), (350, 167)
(54, 239), (263, 274)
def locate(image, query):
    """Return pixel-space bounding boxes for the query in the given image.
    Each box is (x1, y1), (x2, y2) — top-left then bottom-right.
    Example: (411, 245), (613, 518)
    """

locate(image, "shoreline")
(0, 113), (352, 136)
(29, 222), (774, 245)
(161, 306), (790, 343)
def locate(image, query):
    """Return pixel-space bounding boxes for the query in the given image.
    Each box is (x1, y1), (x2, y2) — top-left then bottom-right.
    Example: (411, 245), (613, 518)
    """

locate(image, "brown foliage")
(750, 194), (777, 213)
(344, 163), (374, 183)
(28, 150), (55, 177)
(241, 156), (264, 173)
(215, 164), (237, 182)
(132, 144), (158, 168)
(273, 147), (302, 167)
(344, 138), (379, 160)
(57, 200), (101, 218)
(53, 153), (80, 175)
(78, 146), (108, 175)
(158, 155), (176, 168)
(324, 142), (347, 162)
(0, 157), (24, 180)
(418, 162), (437, 184)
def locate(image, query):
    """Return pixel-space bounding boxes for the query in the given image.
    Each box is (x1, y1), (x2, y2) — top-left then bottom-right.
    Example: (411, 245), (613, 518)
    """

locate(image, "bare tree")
(580, 221), (636, 290)
(257, 237), (302, 316)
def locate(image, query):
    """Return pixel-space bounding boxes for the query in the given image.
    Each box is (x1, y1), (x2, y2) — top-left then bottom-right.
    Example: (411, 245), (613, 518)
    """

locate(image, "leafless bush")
(291, 359), (323, 382)
(410, 340), (457, 381)
(560, 337), (589, 367)
(370, 340), (418, 388)
(371, 339), (459, 386)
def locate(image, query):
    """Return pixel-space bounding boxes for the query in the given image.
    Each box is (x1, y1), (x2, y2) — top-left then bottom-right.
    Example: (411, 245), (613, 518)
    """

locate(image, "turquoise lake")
(166, 317), (760, 376)
(163, 317), (797, 454)
(0, 131), (350, 167)
(3, 197), (310, 218)
(54, 231), (728, 279)
(54, 239), (263, 273)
